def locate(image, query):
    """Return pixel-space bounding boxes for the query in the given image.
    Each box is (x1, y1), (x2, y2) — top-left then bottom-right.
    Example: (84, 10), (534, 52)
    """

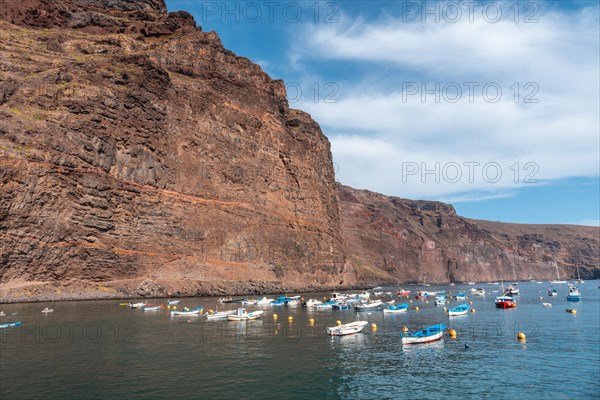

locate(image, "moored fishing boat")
(474, 288), (486, 296)
(354, 300), (383, 311)
(167, 300), (181, 305)
(448, 304), (470, 316)
(332, 303), (351, 310)
(548, 289), (558, 297)
(397, 289), (410, 297)
(219, 298), (245, 304)
(383, 304), (408, 314)
(326, 321), (369, 336)
(0, 321), (22, 329)
(566, 285), (581, 302)
(256, 297), (275, 305)
(227, 308), (264, 321)
(357, 291), (370, 299)
(205, 310), (237, 320)
(314, 301), (336, 309)
(434, 296), (446, 306)
(415, 291), (435, 299)
(401, 323), (446, 345)
(170, 307), (203, 316)
(302, 298), (323, 308)
(129, 302), (149, 309)
(505, 285), (520, 295)
(455, 292), (466, 300)
(41, 307), (54, 314)
(542, 303), (552, 307)
(142, 305), (163, 312)
(495, 295), (517, 309)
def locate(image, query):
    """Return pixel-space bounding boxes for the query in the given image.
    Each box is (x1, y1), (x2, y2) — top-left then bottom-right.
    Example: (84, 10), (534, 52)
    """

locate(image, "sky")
(166, 0), (600, 226)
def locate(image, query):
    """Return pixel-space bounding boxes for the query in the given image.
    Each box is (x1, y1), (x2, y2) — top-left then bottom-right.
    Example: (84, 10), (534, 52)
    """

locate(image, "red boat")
(495, 296), (517, 308)
(397, 289), (410, 297)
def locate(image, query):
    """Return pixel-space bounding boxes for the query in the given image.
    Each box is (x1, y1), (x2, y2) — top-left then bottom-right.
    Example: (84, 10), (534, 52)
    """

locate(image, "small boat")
(170, 307), (203, 316)
(505, 285), (519, 295)
(495, 296), (517, 309)
(373, 291), (384, 296)
(119, 303), (129, 307)
(550, 263), (567, 284)
(227, 308), (264, 321)
(205, 310), (237, 320)
(129, 302), (149, 309)
(329, 292), (348, 301)
(241, 299), (258, 305)
(0, 311), (5, 316)
(41, 307), (54, 314)
(401, 323), (446, 345)
(455, 293), (467, 300)
(354, 300), (383, 311)
(286, 299), (300, 306)
(271, 301), (285, 306)
(0, 322), (22, 329)
(383, 304), (408, 314)
(357, 291), (371, 299)
(448, 304), (470, 316)
(142, 305), (163, 312)
(219, 298), (245, 304)
(566, 286), (581, 302)
(332, 303), (351, 310)
(542, 303), (552, 307)
(434, 296), (446, 306)
(548, 289), (558, 297)
(474, 288), (486, 296)
(415, 291), (435, 299)
(326, 321), (369, 336)
(467, 281), (476, 285)
(397, 289), (410, 297)
(315, 301), (337, 309)
(575, 265), (584, 284)
(384, 299), (396, 305)
(256, 297), (275, 305)
(167, 300), (181, 305)
(303, 299), (323, 308)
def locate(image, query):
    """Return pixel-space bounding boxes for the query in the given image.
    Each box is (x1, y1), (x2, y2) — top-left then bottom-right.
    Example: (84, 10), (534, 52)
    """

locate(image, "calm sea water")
(1, 282), (599, 399)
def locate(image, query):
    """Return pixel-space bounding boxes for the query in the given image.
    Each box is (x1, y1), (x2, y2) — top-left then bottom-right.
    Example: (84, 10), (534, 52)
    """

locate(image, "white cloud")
(575, 219), (600, 227)
(289, 4), (600, 201)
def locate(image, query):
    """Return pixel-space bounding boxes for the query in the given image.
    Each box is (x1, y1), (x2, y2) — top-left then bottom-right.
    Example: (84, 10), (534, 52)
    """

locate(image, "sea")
(1, 282), (599, 399)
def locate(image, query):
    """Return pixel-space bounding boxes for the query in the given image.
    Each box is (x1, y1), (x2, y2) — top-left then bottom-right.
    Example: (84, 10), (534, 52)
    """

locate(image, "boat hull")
(326, 321), (368, 336)
(402, 331), (444, 345)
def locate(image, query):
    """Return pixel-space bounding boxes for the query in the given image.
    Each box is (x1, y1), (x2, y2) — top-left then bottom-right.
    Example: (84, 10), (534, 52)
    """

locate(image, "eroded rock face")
(0, 1), (350, 301)
(338, 184), (600, 284)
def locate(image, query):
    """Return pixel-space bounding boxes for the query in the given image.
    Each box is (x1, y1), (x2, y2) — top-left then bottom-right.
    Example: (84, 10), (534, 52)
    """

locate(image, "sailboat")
(575, 266), (584, 284)
(550, 263), (567, 284)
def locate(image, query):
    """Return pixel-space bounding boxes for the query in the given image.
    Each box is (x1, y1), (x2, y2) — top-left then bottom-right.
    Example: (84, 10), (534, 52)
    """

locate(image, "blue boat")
(567, 286), (581, 301)
(332, 303), (351, 310)
(383, 303), (408, 314)
(455, 292), (466, 300)
(402, 323), (447, 344)
(0, 322), (22, 329)
(448, 304), (470, 316)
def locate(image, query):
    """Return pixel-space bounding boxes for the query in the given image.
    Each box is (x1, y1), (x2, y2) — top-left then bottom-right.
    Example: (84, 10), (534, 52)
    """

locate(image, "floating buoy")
(517, 332), (526, 341)
(443, 307), (447, 312)
(566, 308), (577, 314)
(209, 309), (213, 314)
(371, 323), (377, 332)
(449, 329), (457, 338)
(167, 305), (171, 310)
(309, 318), (314, 325)
(469, 301), (473, 305)
(288, 316), (293, 322)
(464, 343), (469, 349)
(415, 306), (420, 311)
(273, 314), (278, 319)
(402, 326), (409, 332)
(471, 308), (476, 313)
(409, 300), (413, 303)
(184, 307), (189, 311)
(336, 320), (342, 326)
(539, 296), (543, 300)
(425, 300), (429, 304)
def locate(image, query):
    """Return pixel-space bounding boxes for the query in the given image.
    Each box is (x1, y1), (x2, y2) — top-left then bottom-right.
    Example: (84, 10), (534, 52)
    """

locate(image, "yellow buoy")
(167, 305), (171, 310)
(336, 320), (342, 326)
(371, 323), (377, 331)
(443, 307), (447, 312)
(469, 301), (473, 305)
(517, 332), (526, 340)
(309, 318), (314, 325)
(471, 308), (476, 313)
(415, 306), (420, 311)
(209, 309), (213, 314)
(449, 329), (457, 338)
(288, 316), (293, 322)
(402, 326), (409, 332)
(273, 313), (278, 319)
(566, 308), (577, 314)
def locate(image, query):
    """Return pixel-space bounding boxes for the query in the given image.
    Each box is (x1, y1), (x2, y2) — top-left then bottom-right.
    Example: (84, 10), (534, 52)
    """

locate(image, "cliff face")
(1, 1), (598, 302)
(338, 184), (600, 284)
(0, 0), (350, 301)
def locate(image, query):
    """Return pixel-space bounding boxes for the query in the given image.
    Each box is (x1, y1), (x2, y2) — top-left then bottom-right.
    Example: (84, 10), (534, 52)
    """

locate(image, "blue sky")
(166, 1), (599, 226)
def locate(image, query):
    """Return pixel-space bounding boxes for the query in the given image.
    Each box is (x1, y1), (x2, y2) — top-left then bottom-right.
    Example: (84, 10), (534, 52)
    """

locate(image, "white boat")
(303, 298), (323, 307)
(542, 303), (552, 307)
(286, 299), (300, 306)
(256, 297), (275, 305)
(402, 324), (446, 345)
(227, 308), (264, 321)
(575, 265), (584, 284)
(448, 304), (470, 316)
(383, 304), (408, 314)
(0, 311), (5, 317)
(41, 307), (54, 314)
(128, 302), (148, 309)
(550, 263), (567, 284)
(167, 300), (181, 305)
(205, 310), (237, 320)
(357, 291), (370, 299)
(170, 307), (202, 316)
(143, 305), (162, 312)
(326, 321), (369, 336)
(329, 292), (348, 301)
(241, 299), (258, 305)
(354, 300), (383, 311)
(474, 288), (486, 296)
(434, 296), (446, 306)
(467, 281), (476, 285)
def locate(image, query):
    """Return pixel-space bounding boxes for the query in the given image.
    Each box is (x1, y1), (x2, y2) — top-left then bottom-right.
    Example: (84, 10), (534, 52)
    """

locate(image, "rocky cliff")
(1, 1), (598, 302)
(338, 184), (600, 284)
(0, 0), (350, 302)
